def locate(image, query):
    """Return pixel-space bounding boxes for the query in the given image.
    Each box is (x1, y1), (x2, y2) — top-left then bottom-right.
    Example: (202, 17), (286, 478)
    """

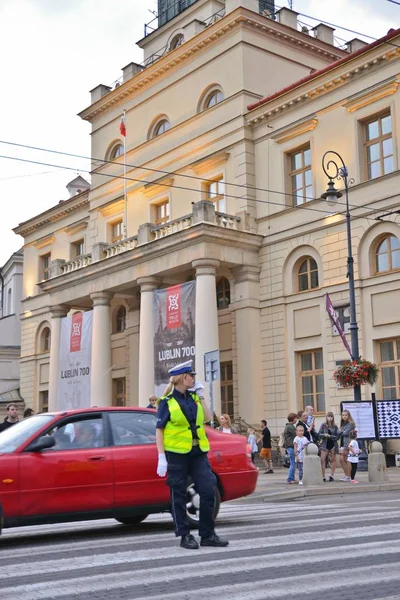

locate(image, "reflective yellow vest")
(162, 393), (210, 454)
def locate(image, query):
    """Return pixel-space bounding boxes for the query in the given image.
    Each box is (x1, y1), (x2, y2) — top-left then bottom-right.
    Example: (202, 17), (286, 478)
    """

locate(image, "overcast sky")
(0, 0), (397, 266)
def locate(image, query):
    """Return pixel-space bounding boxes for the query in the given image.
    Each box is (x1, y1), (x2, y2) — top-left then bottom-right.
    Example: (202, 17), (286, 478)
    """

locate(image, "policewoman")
(156, 360), (229, 550)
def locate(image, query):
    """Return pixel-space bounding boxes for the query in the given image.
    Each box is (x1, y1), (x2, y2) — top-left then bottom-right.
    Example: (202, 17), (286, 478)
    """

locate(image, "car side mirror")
(28, 435), (56, 452)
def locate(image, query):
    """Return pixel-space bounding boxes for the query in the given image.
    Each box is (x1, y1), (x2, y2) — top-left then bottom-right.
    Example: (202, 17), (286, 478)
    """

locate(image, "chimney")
(346, 38), (369, 53)
(312, 23), (335, 46)
(277, 7), (298, 29)
(122, 62), (143, 82)
(90, 84), (111, 104)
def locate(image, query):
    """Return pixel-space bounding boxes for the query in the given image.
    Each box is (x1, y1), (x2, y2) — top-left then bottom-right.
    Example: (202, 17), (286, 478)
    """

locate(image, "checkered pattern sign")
(377, 400), (400, 439)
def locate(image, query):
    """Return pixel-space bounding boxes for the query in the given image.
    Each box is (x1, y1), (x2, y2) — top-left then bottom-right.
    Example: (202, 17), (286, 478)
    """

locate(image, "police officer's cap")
(168, 360), (196, 376)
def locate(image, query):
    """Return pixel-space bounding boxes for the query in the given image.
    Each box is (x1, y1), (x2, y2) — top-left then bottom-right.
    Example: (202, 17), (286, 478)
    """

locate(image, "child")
(348, 430), (360, 484)
(247, 427), (258, 464)
(294, 424), (310, 485)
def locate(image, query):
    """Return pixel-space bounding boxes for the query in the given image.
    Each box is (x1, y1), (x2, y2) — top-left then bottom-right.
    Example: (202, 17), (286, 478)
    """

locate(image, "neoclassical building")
(15, 0), (400, 439)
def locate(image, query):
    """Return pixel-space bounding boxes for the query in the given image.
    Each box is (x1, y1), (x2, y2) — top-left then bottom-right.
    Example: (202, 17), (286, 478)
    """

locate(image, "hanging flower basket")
(333, 359), (379, 388)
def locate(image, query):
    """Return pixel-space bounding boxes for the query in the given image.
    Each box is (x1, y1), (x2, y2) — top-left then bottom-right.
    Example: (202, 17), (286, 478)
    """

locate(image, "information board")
(341, 401), (376, 439)
(376, 400), (400, 439)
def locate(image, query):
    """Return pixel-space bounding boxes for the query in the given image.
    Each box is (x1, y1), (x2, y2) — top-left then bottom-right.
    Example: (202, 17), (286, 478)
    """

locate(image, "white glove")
(157, 453), (168, 477)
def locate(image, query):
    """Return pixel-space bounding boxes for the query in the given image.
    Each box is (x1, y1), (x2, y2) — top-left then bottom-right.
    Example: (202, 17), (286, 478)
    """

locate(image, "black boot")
(180, 534), (199, 550)
(200, 533), (229, 547)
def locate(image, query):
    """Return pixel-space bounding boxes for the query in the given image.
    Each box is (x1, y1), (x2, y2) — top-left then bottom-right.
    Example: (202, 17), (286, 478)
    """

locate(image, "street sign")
(204, 350), (220, 427)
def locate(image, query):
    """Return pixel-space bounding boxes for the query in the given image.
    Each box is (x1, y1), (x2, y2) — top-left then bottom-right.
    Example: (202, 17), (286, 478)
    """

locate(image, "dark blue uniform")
(157, 389), (217, 538)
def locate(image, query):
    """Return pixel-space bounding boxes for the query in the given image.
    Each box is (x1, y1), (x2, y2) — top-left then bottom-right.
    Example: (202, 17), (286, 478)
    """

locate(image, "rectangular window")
(379, 338), (400, 399)
(73, 239), (84, 258)
(220, 361), (234, 418)
(205, 177), (226, 213)
(299, 349), (325, 412)
(113, 377), (126, 407)
(111, 220), (123, 243)
(154, 199), (170, 224)
(364, 112), (394, 180)
(41, 254), (51, 281)
(39, 390), (49, 412)
(289, 146), (313, 206)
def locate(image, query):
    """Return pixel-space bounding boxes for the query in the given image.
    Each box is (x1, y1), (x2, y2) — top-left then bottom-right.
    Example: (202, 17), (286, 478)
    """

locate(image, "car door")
(0, 454), (20, 521)
(109, 410), (170, 508)
(19, 413), (114, 518)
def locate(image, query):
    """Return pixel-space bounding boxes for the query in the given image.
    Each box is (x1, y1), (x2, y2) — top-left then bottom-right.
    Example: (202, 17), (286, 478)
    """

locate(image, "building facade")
(14, 0), (400, 441)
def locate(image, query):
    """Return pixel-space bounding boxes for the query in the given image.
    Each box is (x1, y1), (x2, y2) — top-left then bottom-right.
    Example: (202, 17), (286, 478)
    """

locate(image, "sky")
(0, 0), (398, 266)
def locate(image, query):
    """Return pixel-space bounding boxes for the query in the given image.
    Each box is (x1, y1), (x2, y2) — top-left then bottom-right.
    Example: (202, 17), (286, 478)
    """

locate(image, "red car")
(0, 407), (257, 533)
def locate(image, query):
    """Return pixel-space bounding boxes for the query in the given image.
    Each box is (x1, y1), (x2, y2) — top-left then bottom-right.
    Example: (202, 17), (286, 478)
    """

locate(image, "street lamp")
(321, 151), (361, 402)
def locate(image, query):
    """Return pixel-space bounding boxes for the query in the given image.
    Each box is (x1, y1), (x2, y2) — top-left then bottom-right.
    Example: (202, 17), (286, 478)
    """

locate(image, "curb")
(258, 481), (400, 503)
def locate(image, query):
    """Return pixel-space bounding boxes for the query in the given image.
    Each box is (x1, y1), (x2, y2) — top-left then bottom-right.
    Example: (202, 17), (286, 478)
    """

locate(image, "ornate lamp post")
(321, 151), (361, 402)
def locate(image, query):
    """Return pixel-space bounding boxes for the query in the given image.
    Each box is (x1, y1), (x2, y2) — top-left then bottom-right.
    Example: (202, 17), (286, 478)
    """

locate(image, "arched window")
(110, 144), (124, 160)
(375, 234), (400, 273)
(154, 119), (171, 137)
(297, 257), (319, 291)
(216, 277), (230, 309)
(114, 306), (126, 333)
(41, 327), (51, 352)
(205, 90), (224, 109)
(169, 33), (184, 50)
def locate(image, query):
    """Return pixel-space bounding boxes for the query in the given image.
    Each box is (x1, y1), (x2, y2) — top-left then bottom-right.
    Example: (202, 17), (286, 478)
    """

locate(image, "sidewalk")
(244, 466), (400, 503)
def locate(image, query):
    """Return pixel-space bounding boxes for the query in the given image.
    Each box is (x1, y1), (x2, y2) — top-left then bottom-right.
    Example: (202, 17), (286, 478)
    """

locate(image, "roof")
(247, 27), (400, 112)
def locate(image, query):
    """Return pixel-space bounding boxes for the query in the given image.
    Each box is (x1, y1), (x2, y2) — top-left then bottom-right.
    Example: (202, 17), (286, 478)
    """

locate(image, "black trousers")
(166, 446), (217, 538)
(350, 462), (358, 480)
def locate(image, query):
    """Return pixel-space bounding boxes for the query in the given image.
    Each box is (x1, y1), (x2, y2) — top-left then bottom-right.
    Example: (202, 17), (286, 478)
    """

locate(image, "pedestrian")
(155, 360), (228, 550)
(305, 405), (319, 444)
(294, 423), (310, 485)
(147, 395), (158, 409)
(338, 409), (356, 482)
(247, 427), (258, 464)
(348, 430), (360, 484)
(0, 402), (19, 433)
(218, 414), (238, 434)
(258, 419), (273, 473)
(318, 412), (339, 481)
(283, 412), (298, 484)
(23, 408), (35, 419)
(297, 411), (312, 442)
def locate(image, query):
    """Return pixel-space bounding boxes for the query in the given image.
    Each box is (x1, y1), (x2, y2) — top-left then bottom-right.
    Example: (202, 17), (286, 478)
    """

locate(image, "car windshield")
(0, 414), (54, 453)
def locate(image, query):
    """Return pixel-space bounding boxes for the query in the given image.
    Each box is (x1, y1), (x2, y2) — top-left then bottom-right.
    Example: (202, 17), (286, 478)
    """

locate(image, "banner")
(153, 281), (196, 396)
(57, 311), (93, 410)
(325, 293), (353, 359)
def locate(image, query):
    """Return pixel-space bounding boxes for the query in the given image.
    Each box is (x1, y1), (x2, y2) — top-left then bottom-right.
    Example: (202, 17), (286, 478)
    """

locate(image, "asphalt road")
(2, 493), (400, 600)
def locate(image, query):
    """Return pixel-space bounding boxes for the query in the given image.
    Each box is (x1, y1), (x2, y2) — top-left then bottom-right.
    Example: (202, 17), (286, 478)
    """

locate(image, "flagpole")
(123, 109), (127, 239)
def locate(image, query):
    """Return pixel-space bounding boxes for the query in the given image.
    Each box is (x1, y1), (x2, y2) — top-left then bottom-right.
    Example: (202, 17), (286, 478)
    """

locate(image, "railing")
(104, 235), (138, 259)
(62, 254), (92, 275)
(215, 212), (241, 229)
(151, 215), (193, 240)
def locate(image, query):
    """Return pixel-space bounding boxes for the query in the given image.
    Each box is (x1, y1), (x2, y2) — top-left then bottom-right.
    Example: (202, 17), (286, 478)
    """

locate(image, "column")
(48, 305), (68, 411)
(126, 296), (140, 407)
(192, 259), (221, 415)
(232, 266), (262, 425)
(90, 292), (113, 407)
(138, 277), (161, 407)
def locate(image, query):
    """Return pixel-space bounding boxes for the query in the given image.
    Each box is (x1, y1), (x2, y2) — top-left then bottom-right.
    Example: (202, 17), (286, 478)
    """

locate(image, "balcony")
(50, 201), (248, 278)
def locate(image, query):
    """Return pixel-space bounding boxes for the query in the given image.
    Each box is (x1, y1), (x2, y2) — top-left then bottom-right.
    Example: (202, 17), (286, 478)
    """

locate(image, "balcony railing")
(49, 202), (248, 279)
(62, 253), (92, 275)
(105, 235), (138, 259)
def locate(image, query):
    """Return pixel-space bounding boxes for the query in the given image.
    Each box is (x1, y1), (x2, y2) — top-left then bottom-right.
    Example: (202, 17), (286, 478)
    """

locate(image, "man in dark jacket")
(283, 412), (298, 484)
(0, 403), (19, 433)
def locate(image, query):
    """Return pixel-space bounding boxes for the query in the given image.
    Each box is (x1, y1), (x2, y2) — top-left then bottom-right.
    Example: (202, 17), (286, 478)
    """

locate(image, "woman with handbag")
(318, 412), (339, 481)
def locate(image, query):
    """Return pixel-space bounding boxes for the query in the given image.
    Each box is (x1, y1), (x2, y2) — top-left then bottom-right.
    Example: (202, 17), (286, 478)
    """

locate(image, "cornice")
(79, 9), (344, 123)
(247, 47), (400, 127)
(34, 235), (55, 250)
(271, 118), (318, 144)
(63, 219), (89, 236)
(191, 152), (230, 175)
(14, 195), (89, 238)
(343, 79), (399, 112)
(99, 199), (124, 218)
(143, 177), (174, 198)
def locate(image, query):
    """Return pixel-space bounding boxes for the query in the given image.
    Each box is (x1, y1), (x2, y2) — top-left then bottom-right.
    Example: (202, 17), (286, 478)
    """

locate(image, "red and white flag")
(120, 113), (126, 137)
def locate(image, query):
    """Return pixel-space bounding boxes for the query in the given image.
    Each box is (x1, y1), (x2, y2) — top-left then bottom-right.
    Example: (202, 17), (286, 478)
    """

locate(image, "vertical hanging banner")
(57, 311), (93, 410)
(153, 281), (196, 396)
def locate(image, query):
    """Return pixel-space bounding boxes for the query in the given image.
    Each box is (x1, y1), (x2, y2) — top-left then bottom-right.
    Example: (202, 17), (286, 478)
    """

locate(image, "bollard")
(368, 441), (388, 483)
(303, 443), (323, 486)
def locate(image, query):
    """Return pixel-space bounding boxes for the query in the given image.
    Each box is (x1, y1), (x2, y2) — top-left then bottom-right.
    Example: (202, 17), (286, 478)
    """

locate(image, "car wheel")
(116, 514), (148, 525)
(186, 479), (221, 528)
